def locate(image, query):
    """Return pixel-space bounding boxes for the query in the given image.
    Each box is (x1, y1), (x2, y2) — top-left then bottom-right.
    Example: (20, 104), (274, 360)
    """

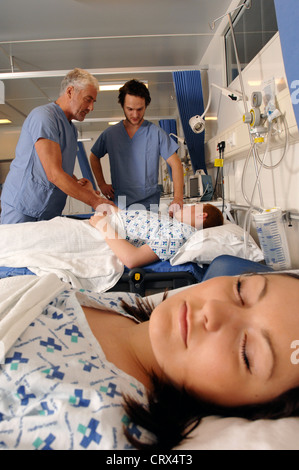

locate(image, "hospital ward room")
(1, 0), (299, 452)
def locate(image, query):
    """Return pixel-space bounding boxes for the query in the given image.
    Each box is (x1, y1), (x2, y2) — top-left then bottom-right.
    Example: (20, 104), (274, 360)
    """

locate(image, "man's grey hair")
(60, 68), (99, 95)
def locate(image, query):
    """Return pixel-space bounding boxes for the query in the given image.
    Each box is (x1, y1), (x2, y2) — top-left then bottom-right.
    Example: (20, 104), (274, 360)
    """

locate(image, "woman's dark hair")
(120, 272), (299, 450)
(118, 79), (151, 108)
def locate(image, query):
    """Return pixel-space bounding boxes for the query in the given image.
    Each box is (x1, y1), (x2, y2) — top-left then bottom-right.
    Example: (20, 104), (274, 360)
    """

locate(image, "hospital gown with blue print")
(0, 288), (149, 450)
(119, 210), (196, 261)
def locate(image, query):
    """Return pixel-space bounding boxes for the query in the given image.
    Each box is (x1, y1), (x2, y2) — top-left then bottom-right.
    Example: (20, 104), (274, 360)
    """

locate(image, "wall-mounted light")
(189, 83), (243, 134)
(0, 119), (12, 124)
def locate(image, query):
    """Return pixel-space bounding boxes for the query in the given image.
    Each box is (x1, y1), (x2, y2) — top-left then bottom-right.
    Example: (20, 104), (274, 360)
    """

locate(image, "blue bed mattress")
(126, 260), (206, 282)
(0, 256), (272, 296)
(0, 261), (206, 282)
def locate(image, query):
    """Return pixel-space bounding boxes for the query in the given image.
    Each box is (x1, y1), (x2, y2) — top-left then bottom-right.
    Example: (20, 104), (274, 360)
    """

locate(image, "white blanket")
(0, 274), (65, 362)
(0, 216), (124, 292)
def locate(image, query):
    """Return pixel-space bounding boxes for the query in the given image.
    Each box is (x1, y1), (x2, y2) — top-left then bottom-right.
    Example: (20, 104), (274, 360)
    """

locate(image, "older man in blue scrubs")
(0, 68), (114, 224)
(90, 80), (184, 214)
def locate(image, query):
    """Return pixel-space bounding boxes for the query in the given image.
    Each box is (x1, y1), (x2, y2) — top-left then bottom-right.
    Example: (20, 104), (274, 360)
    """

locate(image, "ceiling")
(0, 0), (233, 133)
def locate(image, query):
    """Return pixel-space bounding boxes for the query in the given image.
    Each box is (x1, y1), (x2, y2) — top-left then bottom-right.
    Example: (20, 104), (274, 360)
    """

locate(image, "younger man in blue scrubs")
(89, 80), (184, 214)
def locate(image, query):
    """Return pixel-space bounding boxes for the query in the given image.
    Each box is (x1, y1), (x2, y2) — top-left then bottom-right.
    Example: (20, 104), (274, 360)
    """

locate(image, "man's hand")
(76, 178), (117, 210)
(168, 197), (184, 217)
(99, 183), (115, 200)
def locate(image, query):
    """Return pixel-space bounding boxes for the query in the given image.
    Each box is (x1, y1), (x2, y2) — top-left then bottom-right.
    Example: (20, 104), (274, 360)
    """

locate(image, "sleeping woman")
(1, 271), (299, 449)
(89, 203), (223, 268)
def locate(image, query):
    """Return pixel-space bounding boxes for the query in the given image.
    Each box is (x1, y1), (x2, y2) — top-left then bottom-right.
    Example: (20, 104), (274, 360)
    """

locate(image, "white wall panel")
(202, 33), (299, 268)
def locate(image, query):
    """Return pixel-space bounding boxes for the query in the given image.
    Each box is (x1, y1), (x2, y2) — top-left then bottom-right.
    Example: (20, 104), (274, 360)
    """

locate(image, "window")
(225, 0), (278, 84)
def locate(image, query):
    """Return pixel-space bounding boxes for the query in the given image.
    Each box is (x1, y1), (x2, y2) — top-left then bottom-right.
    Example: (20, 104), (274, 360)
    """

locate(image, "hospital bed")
(2, 199), (299, 450)
(2, 137), (299, 450)
(0, 214), (265, 295)
(0, 261), (203, 295)
(0, 254), (271, 292)
(51, 142), (263, 294)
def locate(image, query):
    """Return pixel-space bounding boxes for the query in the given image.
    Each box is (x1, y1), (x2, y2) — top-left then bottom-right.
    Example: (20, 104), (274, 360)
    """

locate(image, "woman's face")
(149, 274), (299, 406)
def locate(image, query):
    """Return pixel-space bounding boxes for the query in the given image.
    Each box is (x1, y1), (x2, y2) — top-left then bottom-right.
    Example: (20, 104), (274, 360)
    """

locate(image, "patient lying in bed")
(89, 203), (223, 269)
(0, 203), (223, 292)
(1, 271), (299, 450)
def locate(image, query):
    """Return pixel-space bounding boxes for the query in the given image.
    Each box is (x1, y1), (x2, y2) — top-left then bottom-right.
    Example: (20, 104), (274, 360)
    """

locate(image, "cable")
(213, 141), (225, 213)
(242, 140), (270, 258)
(255, 114), (289, 170)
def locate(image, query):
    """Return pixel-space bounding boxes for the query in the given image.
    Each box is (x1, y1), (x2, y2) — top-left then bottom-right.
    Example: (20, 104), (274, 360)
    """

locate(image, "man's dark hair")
(118, 79), (151, 108)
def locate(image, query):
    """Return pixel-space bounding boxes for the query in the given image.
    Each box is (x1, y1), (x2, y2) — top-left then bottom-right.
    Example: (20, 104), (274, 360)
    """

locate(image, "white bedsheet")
(0, 216), (124, 292)
(0, 274), (65, 362)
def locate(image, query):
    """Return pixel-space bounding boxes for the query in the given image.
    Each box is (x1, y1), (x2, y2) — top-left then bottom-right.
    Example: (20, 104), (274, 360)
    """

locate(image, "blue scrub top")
(1, 103), (78, 219)
(91, 120), (179, 209)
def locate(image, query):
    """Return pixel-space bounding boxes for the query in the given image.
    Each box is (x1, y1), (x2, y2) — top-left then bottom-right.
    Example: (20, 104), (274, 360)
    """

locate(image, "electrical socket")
(227, 132), (236, 147)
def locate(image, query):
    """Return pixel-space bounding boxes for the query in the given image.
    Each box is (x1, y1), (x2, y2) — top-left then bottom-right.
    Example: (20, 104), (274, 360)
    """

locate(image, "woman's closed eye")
(236, 278), (252, 372)
(236, 277), (245, 305)
(241, 333), (251, 372)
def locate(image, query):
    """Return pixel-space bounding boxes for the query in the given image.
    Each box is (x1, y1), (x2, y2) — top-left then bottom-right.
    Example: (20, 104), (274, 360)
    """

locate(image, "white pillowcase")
(170, 222), (264, 266)
(174, 415), (299, 450)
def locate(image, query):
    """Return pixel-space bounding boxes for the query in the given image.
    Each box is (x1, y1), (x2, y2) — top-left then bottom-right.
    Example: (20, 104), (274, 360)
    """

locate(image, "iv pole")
(211, 0), (265, 207)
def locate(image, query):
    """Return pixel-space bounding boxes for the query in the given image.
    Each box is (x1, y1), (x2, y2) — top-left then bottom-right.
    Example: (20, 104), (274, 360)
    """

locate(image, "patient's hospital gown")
(119, 210), (196, 261)
(0, 288), (149, 450)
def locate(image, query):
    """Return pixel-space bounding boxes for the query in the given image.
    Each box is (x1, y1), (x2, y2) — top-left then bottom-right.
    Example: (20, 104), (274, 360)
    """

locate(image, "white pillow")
(170, 222), (264, 266)
(174, 415), (299, 450)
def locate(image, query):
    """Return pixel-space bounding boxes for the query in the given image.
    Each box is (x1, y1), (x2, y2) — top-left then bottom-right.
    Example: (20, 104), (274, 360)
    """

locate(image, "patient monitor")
(186, 170), (213, 201)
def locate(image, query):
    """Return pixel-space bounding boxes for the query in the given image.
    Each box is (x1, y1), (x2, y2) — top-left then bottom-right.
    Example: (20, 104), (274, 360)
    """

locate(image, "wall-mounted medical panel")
(204, 34), (299, 165)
